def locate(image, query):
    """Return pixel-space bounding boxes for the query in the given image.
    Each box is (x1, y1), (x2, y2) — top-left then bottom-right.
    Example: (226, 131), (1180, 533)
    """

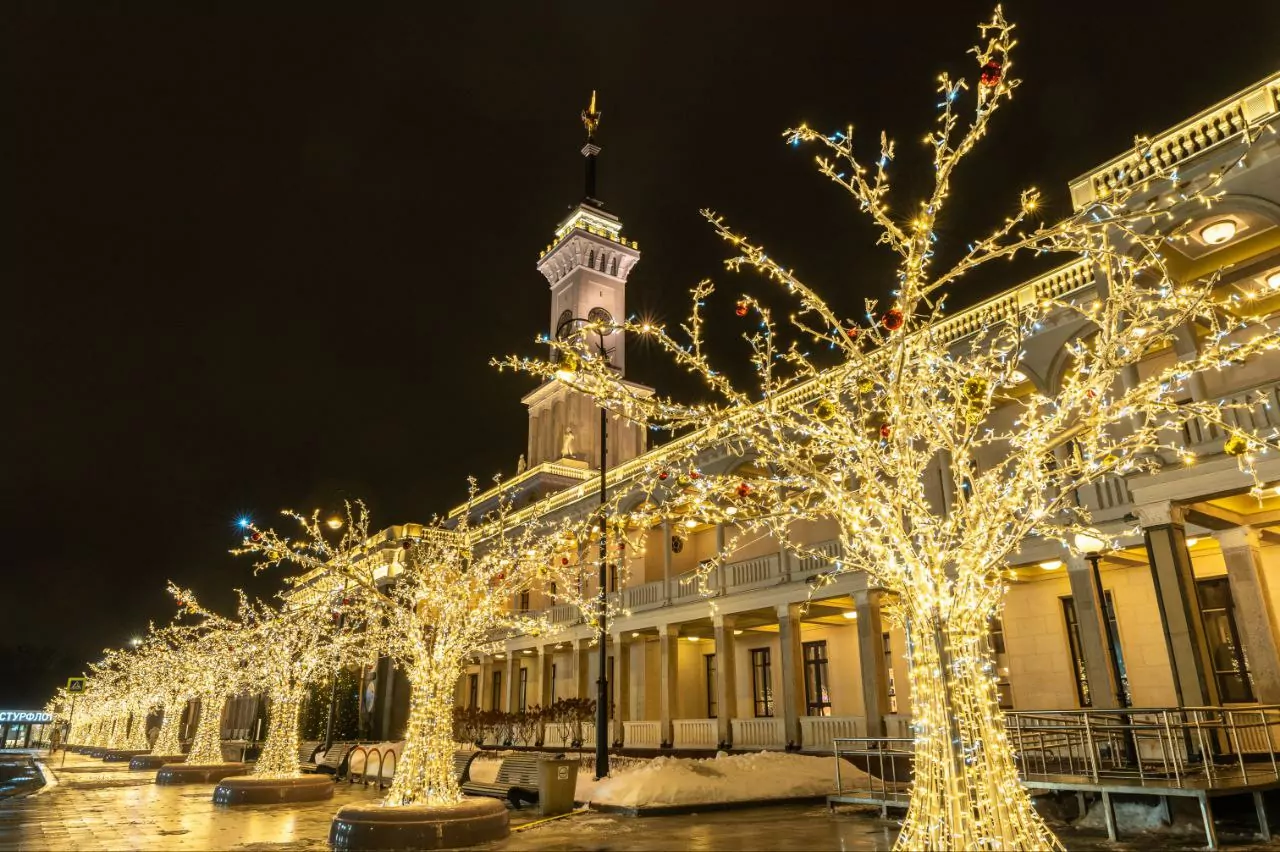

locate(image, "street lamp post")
(322, 515), (347, 754)
(556, 316), (610, 781)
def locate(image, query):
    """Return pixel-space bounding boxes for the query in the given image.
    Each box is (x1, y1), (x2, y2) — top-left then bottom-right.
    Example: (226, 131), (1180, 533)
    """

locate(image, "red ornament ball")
(690, 470), (702, 480)
(561, 557), (570, 566)
(401, 538), (413, 549)
(882, 309), (904, 331)
(735, 300), (749, 317)
(979, 60), (1003, 87)
(736, 482), (752, 498)
(250, 532), (262, 542)
(880, 424), (892, 439)
(847, 327), (859, 339)
(658, 470), (669, 481)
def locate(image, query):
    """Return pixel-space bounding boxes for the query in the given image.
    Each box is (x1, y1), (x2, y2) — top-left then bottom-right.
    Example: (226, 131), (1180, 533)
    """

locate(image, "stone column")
(776, 603), (806, 749)
(537, 646), (553, 709)
(1065, 554), (1121, 709)
(1213, 527), (1280, 703)
(478, 656), (495, 711)
(1138, 501), (1218, 706)
(506, 654), (520, 713)
(853, 589), (891, 736)
(661, 520), (673, 603)
(611, 632), (630, 745)
(712, 615), (737, 747)
(658, 624), (680, 747)
(574, 638), (592, 699)
(715, 524), (728, 593)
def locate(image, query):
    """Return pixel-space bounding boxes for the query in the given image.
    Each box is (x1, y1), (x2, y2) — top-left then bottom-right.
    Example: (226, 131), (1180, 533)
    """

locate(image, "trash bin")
(537, 757), (579, 816)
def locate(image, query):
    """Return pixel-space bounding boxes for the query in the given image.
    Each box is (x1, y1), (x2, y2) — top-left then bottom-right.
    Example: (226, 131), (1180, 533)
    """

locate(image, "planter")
(129, 754), (187, 771)
(213, 774), (334, 805)
(102, 749), (151, 762)
(155, 762), (247, 785)
(329, 797), (509, 851)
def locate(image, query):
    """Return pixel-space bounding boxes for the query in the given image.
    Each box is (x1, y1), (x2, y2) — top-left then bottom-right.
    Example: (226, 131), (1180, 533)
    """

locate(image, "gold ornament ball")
(1224, 434), (1250, 457)
(815, 400), (837, 421)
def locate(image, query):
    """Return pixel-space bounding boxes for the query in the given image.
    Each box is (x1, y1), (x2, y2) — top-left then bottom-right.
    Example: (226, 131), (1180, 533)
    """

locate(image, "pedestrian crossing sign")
(66, 677), (86, 693)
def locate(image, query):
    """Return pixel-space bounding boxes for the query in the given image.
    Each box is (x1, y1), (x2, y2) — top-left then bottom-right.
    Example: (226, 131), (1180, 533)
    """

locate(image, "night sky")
(6, 2), (1280, 706)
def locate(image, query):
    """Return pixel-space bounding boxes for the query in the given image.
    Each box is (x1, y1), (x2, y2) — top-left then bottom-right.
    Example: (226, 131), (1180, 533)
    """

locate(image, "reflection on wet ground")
(3, 752), (1280, 850)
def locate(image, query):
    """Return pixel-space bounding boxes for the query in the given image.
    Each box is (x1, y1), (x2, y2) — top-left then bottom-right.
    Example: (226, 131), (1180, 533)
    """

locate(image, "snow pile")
(580, 751), (868, 808)
(1076, 799), (1199, 835)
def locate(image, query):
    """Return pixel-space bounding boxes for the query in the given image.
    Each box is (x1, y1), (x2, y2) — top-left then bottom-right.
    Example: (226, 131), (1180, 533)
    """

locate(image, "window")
(467, 673), (478, 709)
(884, 632), (898, 713)
(751, 648), (773, 717)
(549, 582), (557, 602)
(705, 654), (717, 718)
(990, 616), (1013, 709)
(1062, 597), (1092, 707)
(1062, 591), (1130, 707)
(491, 670), (502, 710)
(518, 667), (528, 712)
(610, 256), (619, 275)
(609, 563), (618, 592)
(518, 591), (530, 612)
(550, 664), (557, 703)
(802, 641), (832, 716)
(1197, 577), (1255, 703)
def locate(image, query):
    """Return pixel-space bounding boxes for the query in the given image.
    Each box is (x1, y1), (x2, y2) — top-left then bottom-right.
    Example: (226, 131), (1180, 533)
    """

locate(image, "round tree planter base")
(102, 749), (151, 762)
(330, 798), (510, 851)
(213, 774), (334, 805)
(86, 748), (111, 758)
(130, 754), (187, 771)
(155, 763), (247, 785)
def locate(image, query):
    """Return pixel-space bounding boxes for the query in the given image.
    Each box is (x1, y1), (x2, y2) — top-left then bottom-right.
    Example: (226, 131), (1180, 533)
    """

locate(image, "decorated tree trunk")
(152, 698), (185, 755)
(384, 663), (465, 807)
(107, 716), (128, 750)
(125, 706), (152, 751)
(254, 684), (306, 777)
(896, 602), (1058, 850)
(186, 691), (226, 764)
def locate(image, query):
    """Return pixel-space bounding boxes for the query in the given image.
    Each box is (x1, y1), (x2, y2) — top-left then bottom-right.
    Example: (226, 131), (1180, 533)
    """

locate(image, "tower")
(523, 92), (649, 470)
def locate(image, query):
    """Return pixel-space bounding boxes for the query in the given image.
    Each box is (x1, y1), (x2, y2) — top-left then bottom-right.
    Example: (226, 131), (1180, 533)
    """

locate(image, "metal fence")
(830, 737), (914, 814)
(1005, 705), (1280, 787)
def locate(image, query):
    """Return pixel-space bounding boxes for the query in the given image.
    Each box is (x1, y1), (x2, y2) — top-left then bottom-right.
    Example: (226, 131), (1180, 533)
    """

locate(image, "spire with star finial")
(581, 90), (602, 203)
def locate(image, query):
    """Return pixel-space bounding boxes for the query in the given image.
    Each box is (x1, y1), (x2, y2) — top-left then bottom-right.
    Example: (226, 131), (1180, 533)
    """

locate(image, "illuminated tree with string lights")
(170, 584), (363, 778)
(237, 486), (623, 808)
(501, 8), (1280, 849)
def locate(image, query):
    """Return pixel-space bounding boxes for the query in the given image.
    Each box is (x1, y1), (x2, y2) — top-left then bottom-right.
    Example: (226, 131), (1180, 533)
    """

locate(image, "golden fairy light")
(236, 483), (629, 807)
(500, 8), (1280, 850)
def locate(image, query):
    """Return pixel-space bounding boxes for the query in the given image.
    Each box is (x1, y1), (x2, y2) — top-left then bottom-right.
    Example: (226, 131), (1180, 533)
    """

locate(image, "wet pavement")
(3, 752), (1280, 850)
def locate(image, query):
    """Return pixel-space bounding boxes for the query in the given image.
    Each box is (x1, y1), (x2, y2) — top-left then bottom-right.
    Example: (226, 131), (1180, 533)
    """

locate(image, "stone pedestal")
(155, 762), (247, 785)
(213, 774), (334, 805)
(129, 754), (186, 771)
(329, 797), (509, 851)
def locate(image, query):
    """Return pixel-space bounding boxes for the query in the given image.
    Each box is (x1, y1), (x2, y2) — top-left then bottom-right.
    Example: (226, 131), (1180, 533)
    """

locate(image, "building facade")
(372, 75), (1280, 753)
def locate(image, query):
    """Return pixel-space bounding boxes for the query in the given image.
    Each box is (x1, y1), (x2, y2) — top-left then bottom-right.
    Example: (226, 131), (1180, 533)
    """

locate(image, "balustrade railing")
(673, 719), (718, 749)
(801, 715), (865, 752)
(732, 717), (785, 749)
(670, 569), (716, 602)
(623, 720), (661, 748)
(792, 539), (843, 578)
(621, 579), (665, 612)
(725, 554), (781, 590)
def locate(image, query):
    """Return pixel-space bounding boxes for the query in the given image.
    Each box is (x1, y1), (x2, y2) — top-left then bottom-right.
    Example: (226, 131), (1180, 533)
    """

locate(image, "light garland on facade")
(500, 8), (1280, 850)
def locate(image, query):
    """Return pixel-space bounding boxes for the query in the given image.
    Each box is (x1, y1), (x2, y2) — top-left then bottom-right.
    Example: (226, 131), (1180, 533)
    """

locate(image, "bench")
(297, 741), (323, 772)
(453, 749), (480, 786)
(313, 742), (358, 778)
(461, 752), (548, 807)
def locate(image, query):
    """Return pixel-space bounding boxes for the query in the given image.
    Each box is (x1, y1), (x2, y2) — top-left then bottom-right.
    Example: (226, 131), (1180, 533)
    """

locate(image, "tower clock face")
(587, 306), (613, 327)
(556, 309), (575, 340)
